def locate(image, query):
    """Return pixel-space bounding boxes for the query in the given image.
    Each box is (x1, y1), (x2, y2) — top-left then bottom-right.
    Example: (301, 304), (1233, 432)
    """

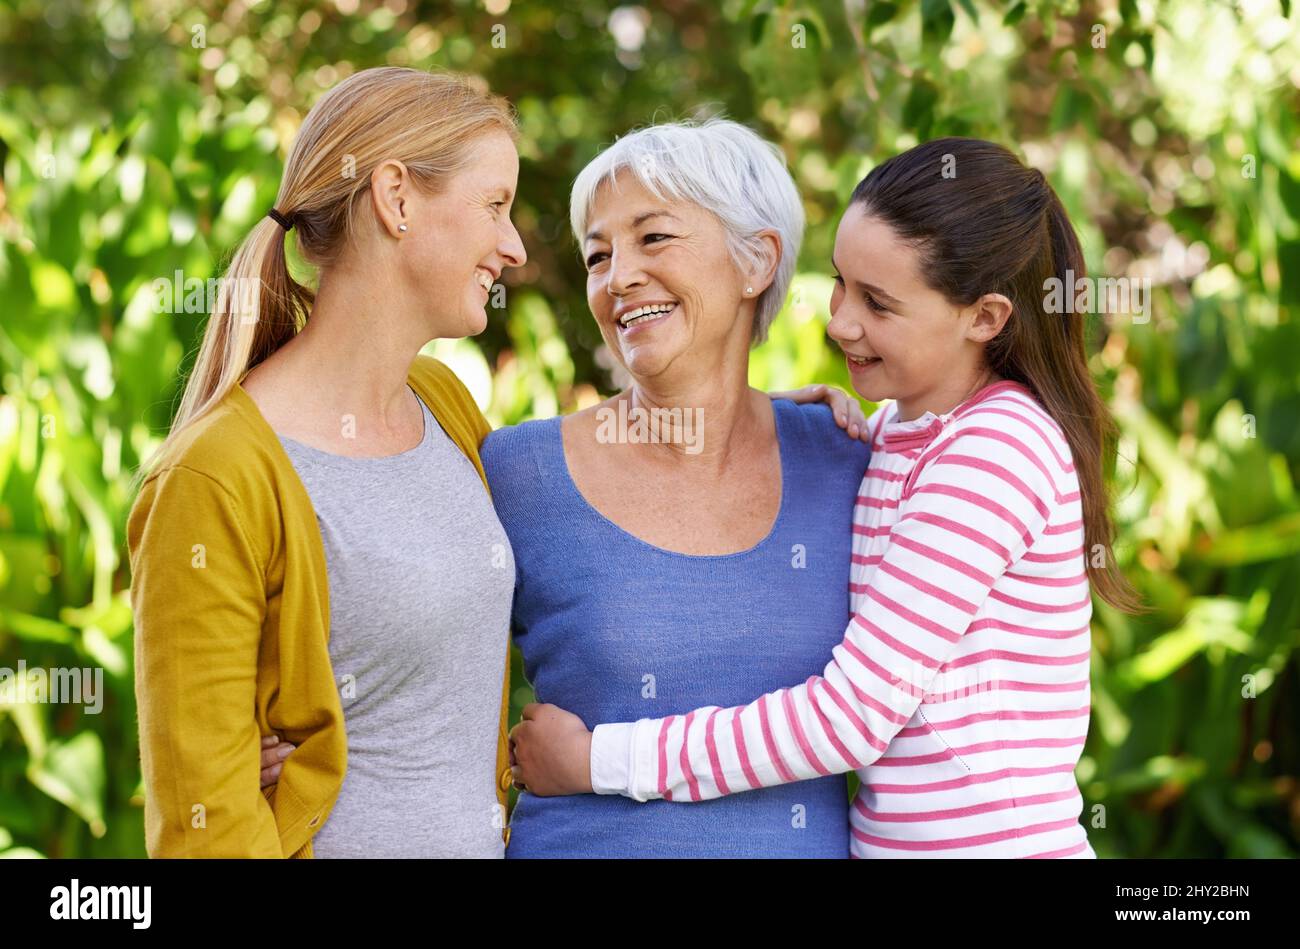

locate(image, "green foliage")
(0, 0), (1296, 857)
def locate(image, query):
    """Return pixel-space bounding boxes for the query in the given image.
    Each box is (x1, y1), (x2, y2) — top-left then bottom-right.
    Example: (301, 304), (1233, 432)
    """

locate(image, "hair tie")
(267, 208), (294, 231)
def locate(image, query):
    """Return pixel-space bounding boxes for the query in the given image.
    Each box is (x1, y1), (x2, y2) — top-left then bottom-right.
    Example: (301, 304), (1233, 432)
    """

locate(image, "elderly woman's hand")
(508, 703), (594, 797)
(770, 384), (872, 442)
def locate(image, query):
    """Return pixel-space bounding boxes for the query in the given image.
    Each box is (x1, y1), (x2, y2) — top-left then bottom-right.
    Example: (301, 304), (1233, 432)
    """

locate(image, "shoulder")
(408, 353), (468, 400)
(945, 383), (1075, 481)
(481, 415), (559, 490)
(408, 354), (490, 444)
(772, 398), (872, 472)
(128, 393), (282, 557)
(137, 391), (274, 499)
(481, 416), (569, 537)
(913, 384), (1075, 511)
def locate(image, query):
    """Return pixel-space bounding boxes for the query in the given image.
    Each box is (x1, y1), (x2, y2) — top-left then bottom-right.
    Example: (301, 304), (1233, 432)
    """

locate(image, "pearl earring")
(745, 286), (753, 295)
(398, 224), (408, 232)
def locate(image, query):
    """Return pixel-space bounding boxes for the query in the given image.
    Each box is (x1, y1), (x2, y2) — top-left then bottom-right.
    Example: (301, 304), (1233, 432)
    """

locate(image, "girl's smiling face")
(827, 201), (1011, 421)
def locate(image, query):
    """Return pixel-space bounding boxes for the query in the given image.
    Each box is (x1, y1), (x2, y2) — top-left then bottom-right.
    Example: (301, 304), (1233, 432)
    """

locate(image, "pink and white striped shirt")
(590, 380), (1095, 858)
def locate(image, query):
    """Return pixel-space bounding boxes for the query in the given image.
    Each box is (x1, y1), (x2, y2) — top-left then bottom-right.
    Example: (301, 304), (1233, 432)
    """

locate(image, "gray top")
(278, 389), (513, 858)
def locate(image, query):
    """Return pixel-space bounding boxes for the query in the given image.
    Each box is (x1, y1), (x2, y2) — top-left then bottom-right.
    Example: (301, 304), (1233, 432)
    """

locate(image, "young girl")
(508, 137), (1140, 858)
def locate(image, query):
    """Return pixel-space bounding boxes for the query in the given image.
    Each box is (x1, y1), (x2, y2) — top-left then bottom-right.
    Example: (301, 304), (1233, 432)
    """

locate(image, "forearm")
(138, 711), (283, 857)
(590, 636), (912, 803)
(134, 588), (283, 857)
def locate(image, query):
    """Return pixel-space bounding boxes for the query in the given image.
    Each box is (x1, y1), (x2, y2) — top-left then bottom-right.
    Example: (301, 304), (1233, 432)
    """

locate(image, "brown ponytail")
(850, 138), (1141, 613)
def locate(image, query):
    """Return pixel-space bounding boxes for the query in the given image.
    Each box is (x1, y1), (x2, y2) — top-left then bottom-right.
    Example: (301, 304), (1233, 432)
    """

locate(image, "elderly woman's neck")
(625, 373), (770, 467)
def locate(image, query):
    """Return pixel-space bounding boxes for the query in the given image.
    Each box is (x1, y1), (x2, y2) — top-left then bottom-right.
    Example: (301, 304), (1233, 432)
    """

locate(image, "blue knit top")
(482, 399), (871, 858)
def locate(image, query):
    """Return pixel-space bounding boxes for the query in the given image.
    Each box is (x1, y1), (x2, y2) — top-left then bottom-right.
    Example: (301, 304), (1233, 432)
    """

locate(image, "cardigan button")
(499, 767), (513, 793)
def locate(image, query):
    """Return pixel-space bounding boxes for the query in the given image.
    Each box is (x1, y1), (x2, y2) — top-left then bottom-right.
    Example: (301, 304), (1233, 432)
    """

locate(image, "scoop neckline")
(264, 385), (438, 469)
(548, 398), (793, 561)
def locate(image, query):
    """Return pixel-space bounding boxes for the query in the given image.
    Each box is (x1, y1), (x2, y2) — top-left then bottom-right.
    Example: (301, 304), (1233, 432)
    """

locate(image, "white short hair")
(569, 118), (804, 346)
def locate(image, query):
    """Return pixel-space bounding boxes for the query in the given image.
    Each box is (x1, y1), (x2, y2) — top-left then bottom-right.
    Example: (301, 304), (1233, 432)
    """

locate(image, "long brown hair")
(138, 67), (515, 482)
(851, 137), (1140, 612)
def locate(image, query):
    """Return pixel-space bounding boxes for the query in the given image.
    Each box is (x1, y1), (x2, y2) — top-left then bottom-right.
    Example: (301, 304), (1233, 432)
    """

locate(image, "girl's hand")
(770, 384), (872, 443)
(508, 703), (594, 797)
(260, 733), (296, 789)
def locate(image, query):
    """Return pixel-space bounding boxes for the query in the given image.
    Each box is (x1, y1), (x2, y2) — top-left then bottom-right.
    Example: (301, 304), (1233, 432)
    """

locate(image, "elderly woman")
(481, 119), (871, 857)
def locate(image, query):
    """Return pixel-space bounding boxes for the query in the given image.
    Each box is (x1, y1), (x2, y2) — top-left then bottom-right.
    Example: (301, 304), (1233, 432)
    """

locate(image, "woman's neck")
(624, 351), (767, 469)
(263, 268), (429, 425)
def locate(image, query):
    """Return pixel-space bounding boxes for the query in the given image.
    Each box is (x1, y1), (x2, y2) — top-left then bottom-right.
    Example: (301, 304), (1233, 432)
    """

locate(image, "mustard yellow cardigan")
(128, 355), (513, 857)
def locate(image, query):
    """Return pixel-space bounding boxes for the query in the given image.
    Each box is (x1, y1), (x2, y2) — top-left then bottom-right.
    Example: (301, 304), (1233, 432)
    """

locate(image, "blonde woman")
(128, 67), (526, 857)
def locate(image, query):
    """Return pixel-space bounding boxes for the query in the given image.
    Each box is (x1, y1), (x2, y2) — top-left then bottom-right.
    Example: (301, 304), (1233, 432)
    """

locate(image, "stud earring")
(398, 224), (408, 232)
(745, 286), (753, 295)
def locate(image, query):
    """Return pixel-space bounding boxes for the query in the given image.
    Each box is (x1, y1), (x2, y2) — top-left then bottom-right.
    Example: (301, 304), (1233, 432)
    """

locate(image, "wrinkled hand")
(508, 703), (594, 797)
(770, 384), (872, 443)
(260, 733), (296, 789)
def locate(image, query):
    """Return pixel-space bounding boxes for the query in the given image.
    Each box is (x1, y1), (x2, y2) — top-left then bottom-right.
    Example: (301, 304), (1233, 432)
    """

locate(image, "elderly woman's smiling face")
(582, 171), (756, 380)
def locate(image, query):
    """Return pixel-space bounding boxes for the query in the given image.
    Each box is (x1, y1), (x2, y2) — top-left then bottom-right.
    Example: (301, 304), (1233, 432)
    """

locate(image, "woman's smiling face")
(398, 129), (526, 339)
(581, 172), (755, 381)
(827, 202), (981, 418)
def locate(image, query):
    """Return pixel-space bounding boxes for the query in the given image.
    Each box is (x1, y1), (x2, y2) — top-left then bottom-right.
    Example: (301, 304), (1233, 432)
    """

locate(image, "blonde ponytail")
(139, 67), (516, 480)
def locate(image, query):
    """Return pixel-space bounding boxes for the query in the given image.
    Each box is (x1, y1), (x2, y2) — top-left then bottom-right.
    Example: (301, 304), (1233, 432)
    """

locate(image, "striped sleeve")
(589, 413), (1061, 803)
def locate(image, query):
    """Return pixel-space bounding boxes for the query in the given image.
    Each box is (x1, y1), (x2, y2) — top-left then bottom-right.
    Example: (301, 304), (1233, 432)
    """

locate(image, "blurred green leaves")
(1, 0), (1297, 857)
